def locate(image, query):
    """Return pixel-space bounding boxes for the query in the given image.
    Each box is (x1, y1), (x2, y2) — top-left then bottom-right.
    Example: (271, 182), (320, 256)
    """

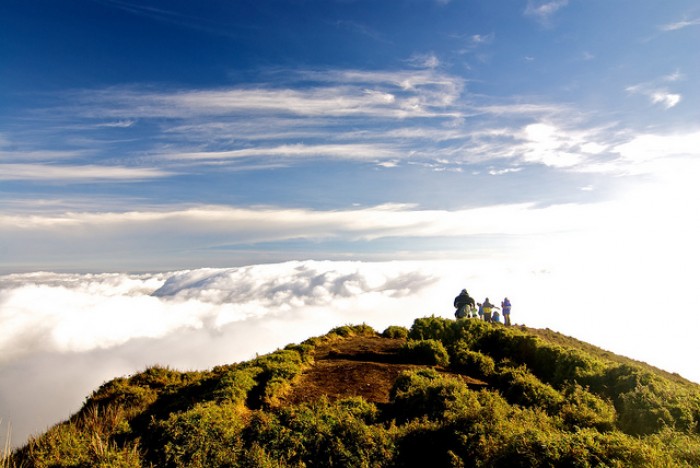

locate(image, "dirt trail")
(286, 336), (486, 406)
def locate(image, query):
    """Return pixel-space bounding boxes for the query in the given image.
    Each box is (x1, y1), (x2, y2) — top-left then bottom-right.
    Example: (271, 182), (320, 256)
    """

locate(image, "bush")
(150, 402), (246, 467)
(214, 366), (263, 403)
(559, 383), (616, 432)
(382, 326), (409, 339)
(243, 398), (393, 467)
(450, 343), (496, 379)
(399, 339), (450, 367)
(329, 323), (376, 338)
(494, 365), (564, 413)
(390, 369), (470, 422)
(408, 316), (453, 342)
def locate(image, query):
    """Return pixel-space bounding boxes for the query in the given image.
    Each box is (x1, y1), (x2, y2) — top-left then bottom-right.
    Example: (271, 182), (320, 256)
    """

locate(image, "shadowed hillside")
(6, 318), (700, 467)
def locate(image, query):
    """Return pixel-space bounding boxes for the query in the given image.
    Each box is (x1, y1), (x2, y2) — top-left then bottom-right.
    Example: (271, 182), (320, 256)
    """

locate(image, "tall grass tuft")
(1, 419), (11, 468)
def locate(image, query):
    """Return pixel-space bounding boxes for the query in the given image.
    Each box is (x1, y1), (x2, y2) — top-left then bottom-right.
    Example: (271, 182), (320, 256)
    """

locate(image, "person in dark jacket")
(453, 289), (475, 319)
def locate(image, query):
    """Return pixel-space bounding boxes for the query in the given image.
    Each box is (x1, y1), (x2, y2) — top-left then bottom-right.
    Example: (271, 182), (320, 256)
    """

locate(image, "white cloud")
(650, 91), (681, 109)
(524, 0), (569, 22)
(168, 143), (400, 161)
(0, 201), (610, 250)
(519, 123), (584, 167)
(488, 167), (522, 176)
(470, 33), (495, 45)
(659, 16), (700, 31)
(94, 119), (137, 128)
(0, 164), (171, 181)
(0, 263), (438, 362)
(612, 130), (700, 163)
(406, 52), (440, 69)
(76, 69), (464, 121)
(626, 75), (683, 109)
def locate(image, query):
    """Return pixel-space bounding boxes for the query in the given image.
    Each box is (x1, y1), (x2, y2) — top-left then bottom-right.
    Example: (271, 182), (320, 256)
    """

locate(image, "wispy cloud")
(73, 69), (464, 120)
(167, 143), (401, 161)
(626, 83), (682, 109)
(405, 52), (440, 69)
(524, 0), (569, 23)
(659, 16), (700, 32)
(0, 150), (88, 162)
(0, 202), (583, 238)
(94, 119), (137, 128)
(7, 66), (676, 185)
(469, 33), (495, 45)
(0, 199), (629, 274)
(0, 163), (171, 181)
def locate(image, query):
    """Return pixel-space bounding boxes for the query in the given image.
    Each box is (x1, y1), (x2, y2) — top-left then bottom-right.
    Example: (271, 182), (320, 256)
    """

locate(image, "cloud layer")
(5, 64), (693, 190)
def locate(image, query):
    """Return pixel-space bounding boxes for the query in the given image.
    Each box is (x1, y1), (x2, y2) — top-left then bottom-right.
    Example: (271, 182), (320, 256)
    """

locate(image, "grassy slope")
(7, 319), (700, 467)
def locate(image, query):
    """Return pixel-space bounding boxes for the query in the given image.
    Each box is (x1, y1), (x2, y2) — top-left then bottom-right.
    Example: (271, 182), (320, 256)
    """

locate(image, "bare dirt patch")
(286, 335), (486, 406)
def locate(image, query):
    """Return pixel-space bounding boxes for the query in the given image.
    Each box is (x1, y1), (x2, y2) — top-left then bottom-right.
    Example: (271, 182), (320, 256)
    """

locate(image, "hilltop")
(7, 318), (700, 467)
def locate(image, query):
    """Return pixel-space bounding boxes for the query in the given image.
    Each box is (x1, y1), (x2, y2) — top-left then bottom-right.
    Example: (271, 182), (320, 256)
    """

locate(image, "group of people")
(453, 289), (512, 326)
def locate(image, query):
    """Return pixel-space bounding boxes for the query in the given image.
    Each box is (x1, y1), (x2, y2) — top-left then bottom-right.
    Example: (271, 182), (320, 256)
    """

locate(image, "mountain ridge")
(7, 318), (700, 467)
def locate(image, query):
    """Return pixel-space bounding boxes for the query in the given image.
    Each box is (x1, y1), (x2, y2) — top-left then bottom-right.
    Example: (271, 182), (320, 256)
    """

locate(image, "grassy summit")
(7, 318), (700, 467)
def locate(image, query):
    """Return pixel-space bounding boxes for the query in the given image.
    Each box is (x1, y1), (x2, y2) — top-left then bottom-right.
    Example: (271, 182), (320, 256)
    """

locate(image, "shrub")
(494, 365), (564, 413)
(214, 366), (263, 403)
(329, 323), (376, 338)
(408, 316), (452, 342)
(382, 325), (409, 339)
(243, 398), (393, 467)
(283, 343), (316, 364)
(450, 342), (496, 379)
(390, 369), (469, 422)
(149, 402), (246, 467)
(559, 383), (616, 432)
(399, 339), (450, 367)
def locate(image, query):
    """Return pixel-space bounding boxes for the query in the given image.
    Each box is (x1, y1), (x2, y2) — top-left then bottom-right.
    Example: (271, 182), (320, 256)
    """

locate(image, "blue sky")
(2, 0), (699, 272)
(2, 0), (700, 445)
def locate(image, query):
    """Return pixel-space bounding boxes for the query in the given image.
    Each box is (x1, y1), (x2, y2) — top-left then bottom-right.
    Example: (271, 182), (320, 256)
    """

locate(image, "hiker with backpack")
(501, 297), (512, 326)
(453, 289), (475, 319)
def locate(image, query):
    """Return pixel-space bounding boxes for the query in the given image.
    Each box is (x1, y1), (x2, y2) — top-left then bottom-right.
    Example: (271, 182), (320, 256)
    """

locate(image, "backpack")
(455, 305), (468, 318)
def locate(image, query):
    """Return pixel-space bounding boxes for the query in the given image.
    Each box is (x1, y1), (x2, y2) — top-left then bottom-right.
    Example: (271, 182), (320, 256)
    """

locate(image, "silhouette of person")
(501, 297), (512, 326)
(482, 298), (499, 323)
(453, 289), (475, 319)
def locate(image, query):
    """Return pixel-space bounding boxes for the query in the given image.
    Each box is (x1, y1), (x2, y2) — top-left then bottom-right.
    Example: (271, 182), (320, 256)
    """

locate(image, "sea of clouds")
(1, 259), (698, 448)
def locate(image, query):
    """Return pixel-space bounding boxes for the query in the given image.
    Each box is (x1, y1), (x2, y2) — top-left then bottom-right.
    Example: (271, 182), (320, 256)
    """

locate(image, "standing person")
(501, 297), (512, 326)
(477, 302), (483, 320)
(482, 298), (499, 323)
(453, 289), (475, 319)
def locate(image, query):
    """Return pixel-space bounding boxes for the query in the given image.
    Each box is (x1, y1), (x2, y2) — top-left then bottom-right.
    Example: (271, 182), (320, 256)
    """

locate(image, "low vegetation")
(9, 319), (700, 467)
